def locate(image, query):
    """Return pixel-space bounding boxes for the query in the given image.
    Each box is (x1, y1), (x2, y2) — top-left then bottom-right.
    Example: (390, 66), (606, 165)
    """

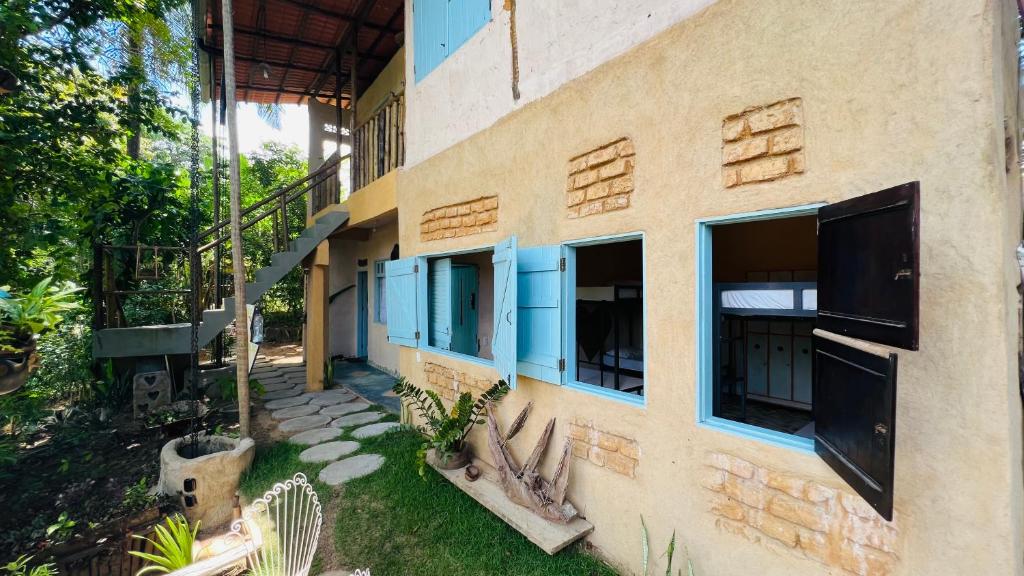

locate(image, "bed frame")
(576, 284), (644, 394)
(712, 282), (817, 420)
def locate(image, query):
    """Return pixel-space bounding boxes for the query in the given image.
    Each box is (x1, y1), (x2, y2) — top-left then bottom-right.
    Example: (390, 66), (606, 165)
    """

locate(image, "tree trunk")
(220, 0), (251, 438)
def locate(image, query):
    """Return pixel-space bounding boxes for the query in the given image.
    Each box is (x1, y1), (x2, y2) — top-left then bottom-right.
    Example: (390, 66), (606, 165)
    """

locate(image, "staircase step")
(271, 251), (300, 269)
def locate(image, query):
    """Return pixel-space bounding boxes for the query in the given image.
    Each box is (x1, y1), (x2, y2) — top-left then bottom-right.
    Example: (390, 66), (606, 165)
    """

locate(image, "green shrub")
(3, 555), (56, 576)
(129, 515), (199, 575)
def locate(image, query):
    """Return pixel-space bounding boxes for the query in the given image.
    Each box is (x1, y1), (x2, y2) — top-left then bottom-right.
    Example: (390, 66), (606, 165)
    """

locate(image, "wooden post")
(210, 52), (224, 366)
(221, 0), (251, 438)
(305, 240), (330, 391)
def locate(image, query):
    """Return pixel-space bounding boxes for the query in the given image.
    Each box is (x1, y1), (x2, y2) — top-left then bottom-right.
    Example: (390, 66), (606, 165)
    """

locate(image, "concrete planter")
(158, 435), (255, 530)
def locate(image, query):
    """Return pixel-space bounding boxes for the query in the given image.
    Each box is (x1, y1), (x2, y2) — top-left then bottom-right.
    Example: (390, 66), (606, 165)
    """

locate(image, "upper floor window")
(413, 0), (491, 82)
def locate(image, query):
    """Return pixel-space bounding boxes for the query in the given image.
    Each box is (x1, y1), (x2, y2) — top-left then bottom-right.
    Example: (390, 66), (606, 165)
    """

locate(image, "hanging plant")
(0, 278), (82, 395)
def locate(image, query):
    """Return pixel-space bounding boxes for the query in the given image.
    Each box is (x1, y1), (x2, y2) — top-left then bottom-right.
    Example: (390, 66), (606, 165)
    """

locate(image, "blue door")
(357, 271), (368, 358)
(450, 264), (479, 356)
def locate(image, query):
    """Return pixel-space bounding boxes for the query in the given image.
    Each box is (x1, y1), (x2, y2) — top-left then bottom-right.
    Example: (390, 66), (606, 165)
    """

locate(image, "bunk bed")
(576, 285), (644, 395)
(713, 282), (817, 423)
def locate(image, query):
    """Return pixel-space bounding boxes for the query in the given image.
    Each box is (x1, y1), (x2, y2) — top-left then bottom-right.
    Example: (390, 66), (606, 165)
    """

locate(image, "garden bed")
(0, 408), (240, 559)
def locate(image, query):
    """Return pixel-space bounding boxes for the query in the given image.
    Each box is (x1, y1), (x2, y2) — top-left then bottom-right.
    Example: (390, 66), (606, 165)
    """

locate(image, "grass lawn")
(240, 413), (617, 576)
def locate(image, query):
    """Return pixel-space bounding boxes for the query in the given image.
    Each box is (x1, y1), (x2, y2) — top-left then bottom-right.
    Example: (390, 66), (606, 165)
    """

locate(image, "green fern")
(128, 514), (199, 575)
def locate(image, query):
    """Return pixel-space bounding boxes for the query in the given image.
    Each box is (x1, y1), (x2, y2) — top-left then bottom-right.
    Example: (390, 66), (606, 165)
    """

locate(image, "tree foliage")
(0, 0), (190, 288)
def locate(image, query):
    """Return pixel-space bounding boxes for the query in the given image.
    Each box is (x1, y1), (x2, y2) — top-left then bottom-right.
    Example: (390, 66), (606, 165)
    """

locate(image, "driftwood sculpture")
(486, 401), (578, 524)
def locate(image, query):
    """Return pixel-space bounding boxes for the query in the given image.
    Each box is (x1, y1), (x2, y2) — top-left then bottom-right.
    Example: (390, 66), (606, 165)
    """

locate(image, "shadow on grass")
(239, 407), (617, 576)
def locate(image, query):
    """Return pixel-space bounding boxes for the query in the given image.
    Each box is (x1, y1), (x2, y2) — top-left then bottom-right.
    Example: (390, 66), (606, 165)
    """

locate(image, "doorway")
(357, 270), (368, 359)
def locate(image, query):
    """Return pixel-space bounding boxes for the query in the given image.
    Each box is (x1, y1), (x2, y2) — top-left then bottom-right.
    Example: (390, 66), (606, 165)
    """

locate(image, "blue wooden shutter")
(414, 0), (448, 82)
(429, 258), (453, 350)
(385, 257), (419, 347)
(447, 0), (490, 54)
(491, 236), (518, 388)
(516, 245), (562, 384)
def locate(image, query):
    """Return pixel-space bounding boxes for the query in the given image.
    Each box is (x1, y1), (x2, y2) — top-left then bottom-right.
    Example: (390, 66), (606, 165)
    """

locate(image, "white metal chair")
(172, 473), (322, 576)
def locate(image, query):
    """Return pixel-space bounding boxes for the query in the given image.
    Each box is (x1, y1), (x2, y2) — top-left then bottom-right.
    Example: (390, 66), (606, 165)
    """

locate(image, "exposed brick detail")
(566, 138), (635, 219)
(722, 98), (806, 187)
(422, 362), (495, 401)
(704, 452), (899, 576)
(568, 418), (639, 478)
(421, 196), (499, 241)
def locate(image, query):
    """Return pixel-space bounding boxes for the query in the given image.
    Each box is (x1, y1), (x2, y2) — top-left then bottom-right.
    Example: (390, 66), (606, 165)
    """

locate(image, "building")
(370, 0), (1023, 574)
(102, 0), (1024, 574)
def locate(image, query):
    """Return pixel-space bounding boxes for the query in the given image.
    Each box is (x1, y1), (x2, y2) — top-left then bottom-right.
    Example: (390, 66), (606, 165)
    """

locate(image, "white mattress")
(719, 288), (817, 311)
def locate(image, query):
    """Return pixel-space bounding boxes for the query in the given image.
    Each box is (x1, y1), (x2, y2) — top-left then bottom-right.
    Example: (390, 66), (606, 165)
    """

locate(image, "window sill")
(564, 380), (646, 408)
(698, 416), (815, 453)
(423, 345), (495, 369)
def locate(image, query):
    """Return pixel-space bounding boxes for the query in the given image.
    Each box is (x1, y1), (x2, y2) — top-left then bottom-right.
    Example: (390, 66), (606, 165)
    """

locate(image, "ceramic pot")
(430, 445), (471, 470)
(0, 343), (36, 395)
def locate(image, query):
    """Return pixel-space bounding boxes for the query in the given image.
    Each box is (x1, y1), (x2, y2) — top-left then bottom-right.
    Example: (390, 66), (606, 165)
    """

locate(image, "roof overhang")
(194, 0), (404, 106)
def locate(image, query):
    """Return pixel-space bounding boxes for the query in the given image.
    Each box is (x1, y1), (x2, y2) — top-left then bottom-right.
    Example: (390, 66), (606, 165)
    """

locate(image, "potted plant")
(393, 377), (510, 477)
(0, 278), (82, 395)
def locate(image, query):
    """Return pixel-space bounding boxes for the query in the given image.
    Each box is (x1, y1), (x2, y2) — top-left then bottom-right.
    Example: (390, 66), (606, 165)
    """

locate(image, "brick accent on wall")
(703, 452), (899, 576)
(566, 138), (636, 218)
(722, 98), (805, 187)
(423, 362), (496, 401)
(568, 418), (639, 478)
(421, 196), (499, 242)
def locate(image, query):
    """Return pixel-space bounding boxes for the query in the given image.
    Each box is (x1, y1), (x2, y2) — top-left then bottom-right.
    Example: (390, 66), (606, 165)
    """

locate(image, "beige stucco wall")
(357, 46), (406, 126)
(328, 220), (401, 375)
(393, 0), (1024, 575)
(402, 0), (718, 167)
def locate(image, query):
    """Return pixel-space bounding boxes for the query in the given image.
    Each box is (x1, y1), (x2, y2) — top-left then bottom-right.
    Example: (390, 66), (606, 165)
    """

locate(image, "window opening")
(428, 249), (494, 360)
(711, 215), (817, 438)
(573, 239), (644, 396)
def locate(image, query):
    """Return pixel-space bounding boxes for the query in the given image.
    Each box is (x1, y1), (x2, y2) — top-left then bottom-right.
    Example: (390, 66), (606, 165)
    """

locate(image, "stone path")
(251, 356), (396, 487)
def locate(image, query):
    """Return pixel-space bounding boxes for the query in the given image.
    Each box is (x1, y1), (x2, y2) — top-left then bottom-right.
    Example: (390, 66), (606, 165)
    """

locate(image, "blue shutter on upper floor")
(413, 0), (448, 82)
(491, 236), (518, 388)
(447, 0), (491, 54)
(516, 245), (562, 385)
(385, 257), (420, 347)
(428, 258), (453, 350)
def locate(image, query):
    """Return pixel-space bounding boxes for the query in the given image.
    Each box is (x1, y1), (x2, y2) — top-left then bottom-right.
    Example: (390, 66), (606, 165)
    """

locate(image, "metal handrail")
(198, 152), (343, 242)
(197, 163), (342, 254)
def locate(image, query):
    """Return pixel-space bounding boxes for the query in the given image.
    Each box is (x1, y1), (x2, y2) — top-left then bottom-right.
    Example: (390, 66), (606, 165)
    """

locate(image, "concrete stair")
(92, 209), (348, 358)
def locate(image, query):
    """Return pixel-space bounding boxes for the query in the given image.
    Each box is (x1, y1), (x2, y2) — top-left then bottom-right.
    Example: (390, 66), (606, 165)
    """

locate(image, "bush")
(26, 313), (94, 403)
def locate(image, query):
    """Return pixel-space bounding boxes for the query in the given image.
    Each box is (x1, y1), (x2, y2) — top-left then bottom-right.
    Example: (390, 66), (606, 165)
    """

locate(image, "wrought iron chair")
(172, 473), (323, 576)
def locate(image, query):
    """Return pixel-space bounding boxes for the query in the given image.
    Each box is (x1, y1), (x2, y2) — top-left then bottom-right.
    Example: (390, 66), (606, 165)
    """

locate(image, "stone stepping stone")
(271, 404), (320, 420)
(309, 393), (356, 407)
(318, 454), (385, 486)
(259, 375), (290, 384)
(278, 414), (332, 434)
(279, 366), (306, 373)
(289, 427), (341, 446)
(262, 381), (296, 392)
(264, 396), (311, 410)
(299, 441), (360, 463)
(330, 411), (383, 428)
(320, 401), (371, 417)
(262, 387), (303, 400)
(252, 370), (282, 379)
(351, 422), (400, 439)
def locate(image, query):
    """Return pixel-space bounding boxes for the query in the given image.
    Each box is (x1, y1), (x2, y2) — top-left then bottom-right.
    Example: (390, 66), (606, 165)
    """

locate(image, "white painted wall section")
(403, 0), (719, 167)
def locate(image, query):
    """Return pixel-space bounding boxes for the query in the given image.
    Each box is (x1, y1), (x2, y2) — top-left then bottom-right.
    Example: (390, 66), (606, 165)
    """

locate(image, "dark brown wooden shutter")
(817, 182), (920, 350)
(813, 334), (898, 521)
